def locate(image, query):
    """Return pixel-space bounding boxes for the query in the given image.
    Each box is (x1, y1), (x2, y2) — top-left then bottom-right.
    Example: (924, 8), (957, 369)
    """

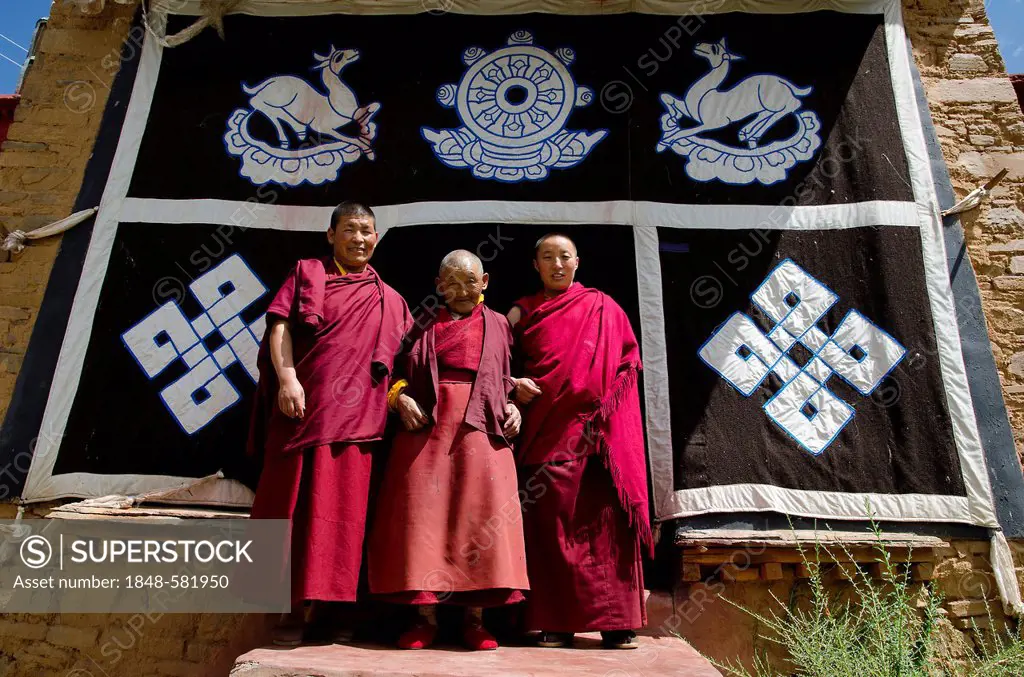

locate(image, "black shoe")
(601, 630), (639, 649)
(536, 631), (574, 648)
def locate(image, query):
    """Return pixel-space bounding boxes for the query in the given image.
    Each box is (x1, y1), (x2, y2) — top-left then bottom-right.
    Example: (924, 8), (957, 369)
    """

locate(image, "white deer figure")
(243, 46), (380, 155)
(659, 39), (812, 150)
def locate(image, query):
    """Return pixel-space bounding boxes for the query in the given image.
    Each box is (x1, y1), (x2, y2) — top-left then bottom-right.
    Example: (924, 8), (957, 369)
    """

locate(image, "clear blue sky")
(988, 0), (1024, 74)
(0, 0), (52, 94)
(0, 1), (1022, 94)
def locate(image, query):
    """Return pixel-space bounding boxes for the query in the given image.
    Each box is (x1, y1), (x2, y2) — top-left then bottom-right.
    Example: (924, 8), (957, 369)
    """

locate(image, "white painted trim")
(882, 0), (997, 529)
(661, 484), (972, 523)
(119, 198), (922, 232)
(633, 226), (675, 517)
(155, 0), (888, 17)
(23, 0), (1007, 548)
(19, 17), (250, 508)
(882, 0), (1020, 614)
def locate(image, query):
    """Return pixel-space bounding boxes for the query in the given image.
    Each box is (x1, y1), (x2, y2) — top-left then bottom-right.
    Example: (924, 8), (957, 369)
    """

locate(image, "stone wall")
(0, 611), (272, 676)
(668, 539), (1024, 670)
(0, 0), (136, 421)
(0, 0), (1023, 675)
(904, 0), (1024, 465)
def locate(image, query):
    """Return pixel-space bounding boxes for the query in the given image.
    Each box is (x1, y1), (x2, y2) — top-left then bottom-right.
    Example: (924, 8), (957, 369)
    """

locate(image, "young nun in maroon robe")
(369, 250), (529, 651)
(248, 201), (412, 646)
(508, 233), (653, 650)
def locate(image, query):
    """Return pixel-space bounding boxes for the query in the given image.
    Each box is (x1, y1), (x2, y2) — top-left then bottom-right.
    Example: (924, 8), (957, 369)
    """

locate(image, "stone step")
(231, 633), (722, 677)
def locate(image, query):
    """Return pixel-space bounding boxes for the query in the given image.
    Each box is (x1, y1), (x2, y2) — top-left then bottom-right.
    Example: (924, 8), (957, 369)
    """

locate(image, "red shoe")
(463, 625), (499, 651)
(397, 623), (437, 650)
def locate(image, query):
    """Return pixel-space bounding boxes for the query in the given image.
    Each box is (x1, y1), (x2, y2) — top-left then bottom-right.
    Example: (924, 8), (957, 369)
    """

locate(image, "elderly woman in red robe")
(248, 201), (412, 645)
(508, 233), (652, 650)
(369, 250), (529, 651)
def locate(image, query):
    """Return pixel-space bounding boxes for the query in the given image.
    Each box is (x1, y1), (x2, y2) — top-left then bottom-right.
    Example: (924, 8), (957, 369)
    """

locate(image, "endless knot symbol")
(122, 255), (268, 435)
(698, 259), (906, 455)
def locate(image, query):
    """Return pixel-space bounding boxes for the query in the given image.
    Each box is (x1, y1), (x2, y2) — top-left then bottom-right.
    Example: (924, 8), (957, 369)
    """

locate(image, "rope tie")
(142, 0), (242, 48)
(1, 207), (98, 256)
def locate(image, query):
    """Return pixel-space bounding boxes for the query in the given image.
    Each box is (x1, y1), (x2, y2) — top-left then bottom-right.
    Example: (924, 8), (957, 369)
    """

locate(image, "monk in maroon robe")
(509, 233), (652, 650)
(369, 250), (529, 651)
(248, 201), (412, 645)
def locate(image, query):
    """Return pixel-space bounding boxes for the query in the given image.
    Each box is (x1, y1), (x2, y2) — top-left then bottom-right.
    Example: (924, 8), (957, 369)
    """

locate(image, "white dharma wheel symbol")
(458, 47), (574, 148)
(423, 31), (606, 183)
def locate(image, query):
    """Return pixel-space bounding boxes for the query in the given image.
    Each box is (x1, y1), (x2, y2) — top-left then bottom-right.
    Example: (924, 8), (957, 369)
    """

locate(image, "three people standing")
(247, 206), (650, 651)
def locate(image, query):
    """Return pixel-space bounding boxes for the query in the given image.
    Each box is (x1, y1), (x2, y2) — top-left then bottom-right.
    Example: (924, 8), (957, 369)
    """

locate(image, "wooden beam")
(794, 563), (815, 579)
(675, 529), (948, 550)
(679, 546), (934, 565)
(47, 504), (245, 521)
(911, 562), (935, 581)
(719, 563), (760, 582)
(680, 561), (703, 582)
(760, 563), (784, 581)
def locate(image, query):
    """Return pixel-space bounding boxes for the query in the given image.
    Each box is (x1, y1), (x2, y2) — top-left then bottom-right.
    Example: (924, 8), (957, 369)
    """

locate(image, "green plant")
(697, 523), (1024, 677)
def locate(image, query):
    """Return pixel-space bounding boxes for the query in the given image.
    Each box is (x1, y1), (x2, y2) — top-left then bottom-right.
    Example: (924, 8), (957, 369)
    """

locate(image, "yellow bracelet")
(387, 379), (409, 410)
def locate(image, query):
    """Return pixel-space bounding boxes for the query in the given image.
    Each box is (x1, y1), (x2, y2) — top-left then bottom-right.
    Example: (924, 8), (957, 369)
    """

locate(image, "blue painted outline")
(123, 254), (269, 435)
(218, 315), (247, 342)
(697, 257), (906, 456)
(804, 356), (834, 386)
(190, 311), (216, 339)
(157, 355), (242, 436)
(697, 312), (776, 397)
(751, 258), (845, 384)
(762, 371), (854, 457)
(211, 341), (239, 371)
(222, 47), (381, 189)
(120, 301), (202, 381)
(421, 29), (607, 184)
(181, 342), (209, 370)
(824, 308), (907, 396)
(750, 258), (837, 328)
(656, 55), (821, 186)
(197, 254), (268, 326)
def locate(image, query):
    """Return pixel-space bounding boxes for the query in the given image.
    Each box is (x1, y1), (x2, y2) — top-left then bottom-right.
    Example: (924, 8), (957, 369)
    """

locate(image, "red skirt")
(250, 442), (374, 604)
(520, 455), (646, 632)
(368, 382), (529, 606)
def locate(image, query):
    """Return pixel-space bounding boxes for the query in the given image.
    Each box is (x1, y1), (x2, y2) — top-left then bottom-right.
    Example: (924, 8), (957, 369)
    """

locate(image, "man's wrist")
(388, 379), (409, 410)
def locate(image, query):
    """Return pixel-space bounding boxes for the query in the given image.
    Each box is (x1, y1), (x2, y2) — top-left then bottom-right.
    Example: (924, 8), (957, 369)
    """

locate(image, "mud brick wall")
(904, 0), (1024, 465)
(0, 0), (135, 421)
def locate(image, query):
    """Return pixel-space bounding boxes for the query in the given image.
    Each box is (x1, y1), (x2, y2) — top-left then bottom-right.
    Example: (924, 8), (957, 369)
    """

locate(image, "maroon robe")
(401, 303), (517, 440)
(369, 304), (529, 606)
(248, 258), (411, 603)
(514, 283), (650, 632)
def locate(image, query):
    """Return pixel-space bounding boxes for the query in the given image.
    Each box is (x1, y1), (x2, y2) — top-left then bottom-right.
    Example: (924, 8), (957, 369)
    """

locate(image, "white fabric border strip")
(118, 198), (921, 232)
(633, 227), (675, 517)
(22, 0), (1010, 564)
(658, 0), (1002, 528)
(883, 0), (998, 530)
(658, 0), (1018, 613)
(156, 0), (888, 16)
(662, 484), (972, 523)
(882, 0), (1021, 613)
(19, 17), (253, 508)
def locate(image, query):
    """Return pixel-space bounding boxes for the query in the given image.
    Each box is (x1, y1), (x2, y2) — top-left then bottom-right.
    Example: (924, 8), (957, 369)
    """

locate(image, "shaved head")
(439, 249), (484, 277)
(437, 250), (488, 315)
(534, 233), (577, 258)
